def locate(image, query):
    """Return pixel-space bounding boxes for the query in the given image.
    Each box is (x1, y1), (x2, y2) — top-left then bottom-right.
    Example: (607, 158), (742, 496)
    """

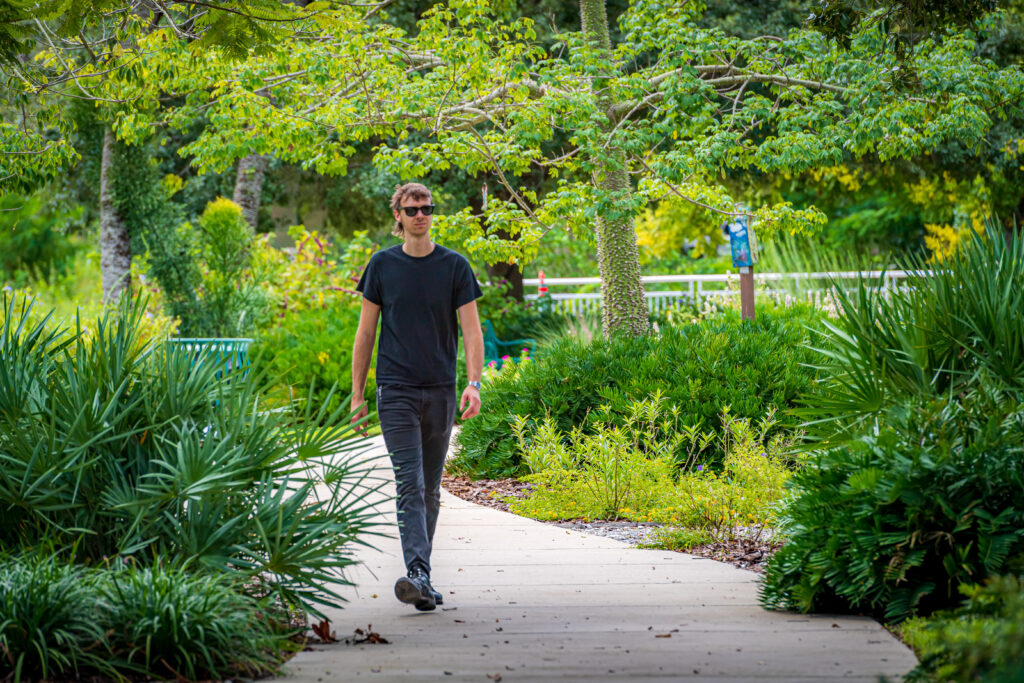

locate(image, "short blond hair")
(390, 183), (433, 236)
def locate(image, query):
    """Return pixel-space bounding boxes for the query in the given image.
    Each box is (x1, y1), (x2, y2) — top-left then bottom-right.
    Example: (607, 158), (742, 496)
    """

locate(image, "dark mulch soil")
(441, 474), (781, 573)
(442, 474), (530, 512)
(682, 537), (783, 574)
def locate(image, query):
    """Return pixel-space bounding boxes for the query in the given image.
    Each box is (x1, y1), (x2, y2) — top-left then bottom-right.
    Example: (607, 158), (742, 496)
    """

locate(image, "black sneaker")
(394, 568), (436, 611)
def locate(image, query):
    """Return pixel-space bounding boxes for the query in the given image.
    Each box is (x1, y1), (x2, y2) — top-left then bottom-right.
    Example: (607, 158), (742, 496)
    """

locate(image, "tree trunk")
(100, 127), (131, 303)
(484, 257), (525, 302)
(579, 0), (648, 336)
(233, 153), (268, 231)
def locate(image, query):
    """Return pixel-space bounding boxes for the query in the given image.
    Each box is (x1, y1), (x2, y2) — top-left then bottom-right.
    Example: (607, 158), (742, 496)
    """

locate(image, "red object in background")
(538, 270), (548, 297)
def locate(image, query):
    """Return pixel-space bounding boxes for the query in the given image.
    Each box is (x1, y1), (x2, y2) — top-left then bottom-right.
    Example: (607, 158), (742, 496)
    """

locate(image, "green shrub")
(797, 227), (1024, 444)
(453, 304), (823, 478)
(0, 192), (83, 285)
(0, 555), (293, 682)
(183, 197), (271, 337)
(101, 563), (289, 680)
(0, 554), (111, 681)
(254, 297), (371, 414)
(762, 227), (1024, 623)
(761, 397), (1024, 622)
(902, 575), (1024, 682)
(0, 294), (383, 616)
(508, 396), (680, 520)
(508, 403), (796, 539)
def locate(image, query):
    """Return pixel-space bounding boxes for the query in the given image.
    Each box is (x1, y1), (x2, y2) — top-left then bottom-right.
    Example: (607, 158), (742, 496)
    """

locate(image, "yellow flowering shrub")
(507, 399), (797, 542)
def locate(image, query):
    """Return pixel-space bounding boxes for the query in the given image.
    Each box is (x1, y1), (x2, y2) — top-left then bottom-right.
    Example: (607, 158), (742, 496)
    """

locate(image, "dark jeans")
(377, 383), (457, 575)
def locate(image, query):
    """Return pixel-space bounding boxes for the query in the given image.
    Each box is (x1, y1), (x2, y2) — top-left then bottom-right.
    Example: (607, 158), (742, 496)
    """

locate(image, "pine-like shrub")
(452, 304), (823, 478)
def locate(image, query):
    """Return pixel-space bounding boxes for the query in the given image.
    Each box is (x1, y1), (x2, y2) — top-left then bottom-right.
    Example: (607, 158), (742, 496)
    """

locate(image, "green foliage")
(797, 226), (1024, 444)
(0, 293), (384, 616)
(0, 192), (84, 284)
(642, 526), (718, 551)
(507, 402), (795, 542)
(111, 139), (202, 330)
(452, 304), (824, 478)
(761, 223), (1024, 624)
(186, 197), (271, 337)
(0, 554), (292, 682)
(101, 562), (289, 680)
(509, 395), (681, 520)
(760, 395), (1024, 622)
(251, 227), (376, 414)
(254, 297), (371, 415)
(0, 553), (111, 681)
(902, 574), (1024, 683)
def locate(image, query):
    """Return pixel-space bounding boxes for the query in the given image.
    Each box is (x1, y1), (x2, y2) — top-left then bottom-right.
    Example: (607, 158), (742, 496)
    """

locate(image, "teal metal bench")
(166, 338), (254, 379)
(481, 320), (536, 369)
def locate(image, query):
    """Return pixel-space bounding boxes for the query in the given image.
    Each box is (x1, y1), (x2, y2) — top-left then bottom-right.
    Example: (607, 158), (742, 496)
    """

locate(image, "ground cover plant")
(507, 398), (796, 546)
(452, 303), (824, 479)
(0, 293), (384, 679)
(0, 553), (292, 681)
(760, 228), (1024, 676)
(900, 574), (1024, 682)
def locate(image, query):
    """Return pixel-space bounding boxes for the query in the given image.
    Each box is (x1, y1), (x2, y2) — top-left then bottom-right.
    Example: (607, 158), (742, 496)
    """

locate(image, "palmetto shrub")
(0, 293), (384, 616)
(762, 227), (1024, 622)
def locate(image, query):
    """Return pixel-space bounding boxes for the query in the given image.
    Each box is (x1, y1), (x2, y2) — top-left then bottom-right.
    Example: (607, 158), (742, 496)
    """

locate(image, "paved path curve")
(280, 436), (917, 682)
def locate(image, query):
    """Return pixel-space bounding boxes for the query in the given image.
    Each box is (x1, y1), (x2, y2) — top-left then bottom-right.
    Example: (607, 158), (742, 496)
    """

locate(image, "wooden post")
(739, 266), (755, 321)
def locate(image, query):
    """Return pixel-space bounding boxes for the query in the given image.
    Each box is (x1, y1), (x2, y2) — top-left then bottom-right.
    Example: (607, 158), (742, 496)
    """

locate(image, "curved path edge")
(279, 436), (917, 682)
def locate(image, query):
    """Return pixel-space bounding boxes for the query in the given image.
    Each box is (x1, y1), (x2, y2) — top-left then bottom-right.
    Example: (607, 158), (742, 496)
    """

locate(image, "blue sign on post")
(728, 215), (758, 268)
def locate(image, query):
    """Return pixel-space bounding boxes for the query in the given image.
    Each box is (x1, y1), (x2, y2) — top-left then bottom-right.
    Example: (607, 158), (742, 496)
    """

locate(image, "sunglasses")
(400, 205), (435, 217)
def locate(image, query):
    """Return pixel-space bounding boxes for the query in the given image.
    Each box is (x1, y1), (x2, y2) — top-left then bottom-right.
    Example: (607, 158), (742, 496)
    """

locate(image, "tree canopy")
(3, 0), (1023, 332)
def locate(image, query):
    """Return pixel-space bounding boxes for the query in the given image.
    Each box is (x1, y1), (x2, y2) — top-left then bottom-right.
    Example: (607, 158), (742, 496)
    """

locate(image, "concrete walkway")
(281, 436), (917, 682)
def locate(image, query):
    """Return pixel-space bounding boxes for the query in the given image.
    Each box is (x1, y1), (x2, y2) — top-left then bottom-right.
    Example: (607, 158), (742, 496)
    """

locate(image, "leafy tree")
(6, 0), (1024, 334)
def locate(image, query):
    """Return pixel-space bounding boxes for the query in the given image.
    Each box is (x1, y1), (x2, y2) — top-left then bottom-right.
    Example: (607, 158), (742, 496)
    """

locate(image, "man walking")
(351, 182), (484, 611)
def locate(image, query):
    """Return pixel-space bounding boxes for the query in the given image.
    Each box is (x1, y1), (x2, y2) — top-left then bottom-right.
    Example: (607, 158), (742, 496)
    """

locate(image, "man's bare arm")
(351, 298), (381, 432)
(457, 300), (483, 420)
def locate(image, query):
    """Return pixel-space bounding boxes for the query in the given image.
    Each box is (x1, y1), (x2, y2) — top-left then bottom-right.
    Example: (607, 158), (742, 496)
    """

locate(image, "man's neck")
(402, 233), (435, 257)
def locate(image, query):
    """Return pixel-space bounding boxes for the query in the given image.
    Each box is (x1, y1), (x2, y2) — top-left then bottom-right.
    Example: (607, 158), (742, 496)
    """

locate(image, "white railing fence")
(520, 271), (931, 315)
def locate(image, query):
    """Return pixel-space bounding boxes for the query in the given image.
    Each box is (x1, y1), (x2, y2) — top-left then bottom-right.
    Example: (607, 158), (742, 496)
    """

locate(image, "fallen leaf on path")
(351, 624), (390, 644)
(311, 618), (337, 643)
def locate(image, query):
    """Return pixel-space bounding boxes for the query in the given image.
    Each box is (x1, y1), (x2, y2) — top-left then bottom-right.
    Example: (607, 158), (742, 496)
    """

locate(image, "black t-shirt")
(356, 244), (482, 387)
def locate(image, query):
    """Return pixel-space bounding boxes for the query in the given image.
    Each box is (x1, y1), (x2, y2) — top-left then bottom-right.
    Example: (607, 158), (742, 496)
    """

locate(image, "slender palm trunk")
(100, 127), (131, 303)
(233, 153), (268, 231)
(579, 0), (648, 336)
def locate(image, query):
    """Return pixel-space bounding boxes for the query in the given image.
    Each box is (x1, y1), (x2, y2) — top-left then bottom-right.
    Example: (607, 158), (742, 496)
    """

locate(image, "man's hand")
(459, 385), (481, 420)
(351, 400), (369, 436)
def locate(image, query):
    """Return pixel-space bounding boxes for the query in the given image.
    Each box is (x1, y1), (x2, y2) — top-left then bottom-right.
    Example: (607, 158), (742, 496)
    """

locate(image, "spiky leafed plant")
(0, 293), (386, 616)
(761, 223), (1024, 621)
(798, 223), (1024, 444)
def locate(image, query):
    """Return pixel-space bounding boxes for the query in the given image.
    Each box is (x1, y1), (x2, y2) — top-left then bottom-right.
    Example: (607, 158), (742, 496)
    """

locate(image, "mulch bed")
(441, 474), (781, 573)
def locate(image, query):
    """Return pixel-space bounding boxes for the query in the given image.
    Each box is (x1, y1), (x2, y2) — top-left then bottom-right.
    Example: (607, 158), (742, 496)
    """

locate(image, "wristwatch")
(467, 380), (482, 391)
